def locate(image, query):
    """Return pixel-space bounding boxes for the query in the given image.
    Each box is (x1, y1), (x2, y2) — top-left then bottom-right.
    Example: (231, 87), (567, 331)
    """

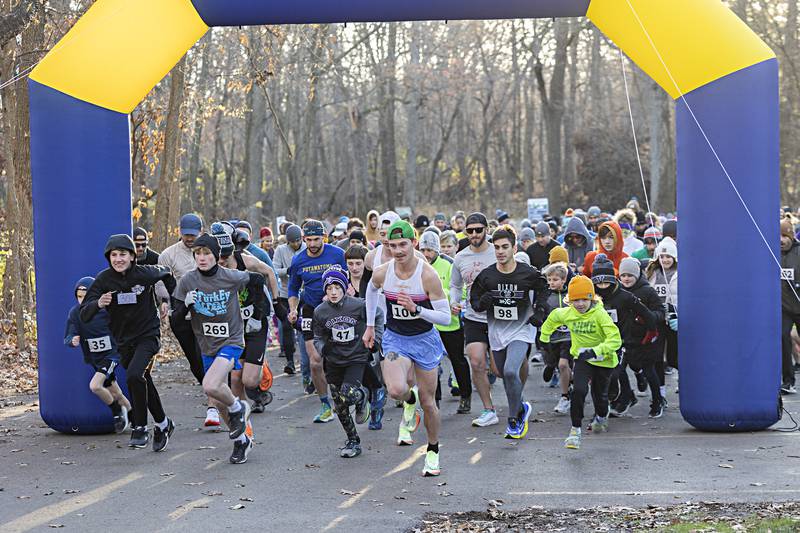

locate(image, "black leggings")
(781, 312), (799, 387)
(613, 351), (661, 406)
(439, 328), (471, 399)
(170, 313), (204, 384)
(326, 362), (366, 442)
(119, 336), (166, 427)
(277, 297), (296, 363)
(570, 359), (612, 428)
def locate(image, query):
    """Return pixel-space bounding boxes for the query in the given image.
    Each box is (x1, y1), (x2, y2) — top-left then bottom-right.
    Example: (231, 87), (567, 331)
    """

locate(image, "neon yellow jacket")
(539, 302), (621, 368)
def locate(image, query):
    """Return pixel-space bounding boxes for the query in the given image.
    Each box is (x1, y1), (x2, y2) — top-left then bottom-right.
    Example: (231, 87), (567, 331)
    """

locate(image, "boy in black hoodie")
(615, 257), (666, 417)
(589, 254), (659, 418)
(81, 235), (176, 451)
(65, 276), (131, 433)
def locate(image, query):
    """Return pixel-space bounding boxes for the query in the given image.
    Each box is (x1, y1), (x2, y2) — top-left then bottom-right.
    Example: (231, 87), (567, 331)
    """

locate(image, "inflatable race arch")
(29, 0), (780, 433)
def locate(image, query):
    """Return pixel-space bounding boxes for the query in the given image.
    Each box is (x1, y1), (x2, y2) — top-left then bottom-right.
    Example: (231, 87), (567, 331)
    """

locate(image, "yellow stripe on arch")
(587, 0), (775, 99)
(30, 0), (208, 113)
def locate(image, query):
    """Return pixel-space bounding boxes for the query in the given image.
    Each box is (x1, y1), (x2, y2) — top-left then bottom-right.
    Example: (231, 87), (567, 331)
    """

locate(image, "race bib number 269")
(202, 322), (229, 338)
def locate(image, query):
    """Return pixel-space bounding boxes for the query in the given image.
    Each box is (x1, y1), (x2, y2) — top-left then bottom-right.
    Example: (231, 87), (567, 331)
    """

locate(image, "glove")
(184, 290), (197, 307)
(668, 318), (678, 331)
(478, 292), (494, 311)
(245, 317), (262, 333)
(641, 330), (659, 345)
(577, 348), (599, 362)
(272, 300), (288, 321)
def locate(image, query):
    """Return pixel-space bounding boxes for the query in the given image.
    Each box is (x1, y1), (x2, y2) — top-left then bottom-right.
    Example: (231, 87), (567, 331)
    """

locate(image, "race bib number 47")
(390, 303), (417, 320)
(87, 336), (111, 353)
(202, 322), (229, 338)
(493, 306), (518, 321)
(332, 326), (355, 343)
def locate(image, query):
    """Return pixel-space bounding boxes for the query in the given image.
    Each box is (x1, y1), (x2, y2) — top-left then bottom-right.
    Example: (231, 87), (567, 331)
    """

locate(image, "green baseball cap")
(387, 220), (416, 241)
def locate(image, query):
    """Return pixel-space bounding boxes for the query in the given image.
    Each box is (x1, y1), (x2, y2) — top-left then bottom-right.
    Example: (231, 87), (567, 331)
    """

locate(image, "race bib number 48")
(87, 336), (111, 353)
(202, 322), (229, 338)
(390, 303), (417, 320)
(332, 326), (355, 343)
(493, 306), (518, 321)
(654, 284), (668, 298)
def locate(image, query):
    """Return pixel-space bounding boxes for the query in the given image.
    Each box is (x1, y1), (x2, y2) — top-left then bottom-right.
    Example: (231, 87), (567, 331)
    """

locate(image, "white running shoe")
(204, 407), (221, 428)
(471, 409), (499, 427)
(553, 396), (571, 415)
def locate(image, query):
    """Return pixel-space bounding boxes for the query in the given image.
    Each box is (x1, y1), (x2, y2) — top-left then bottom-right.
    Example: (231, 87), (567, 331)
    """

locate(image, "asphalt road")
(1, 351), (799, 532)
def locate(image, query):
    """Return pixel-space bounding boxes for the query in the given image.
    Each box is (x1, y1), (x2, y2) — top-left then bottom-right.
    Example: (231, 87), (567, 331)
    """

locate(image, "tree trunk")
(152, 56), (187, 251)
(403, 22), (421, 208)
(379, 24), (398, 209)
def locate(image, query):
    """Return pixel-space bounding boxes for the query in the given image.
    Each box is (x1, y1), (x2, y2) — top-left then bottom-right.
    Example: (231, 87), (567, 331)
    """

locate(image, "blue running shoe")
(549, 372), (560, 389)
(369, 387), (386, 430)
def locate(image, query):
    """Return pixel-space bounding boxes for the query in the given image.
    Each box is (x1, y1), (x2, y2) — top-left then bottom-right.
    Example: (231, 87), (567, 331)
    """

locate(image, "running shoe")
(313, 402), (334, 423)
(283, 364), (296, 375)
(397, 424), (413, 446)
(422, 450), (440, 477)
(488, 371), (497, 385)
(129, 426), (149, 448)
(504, 418), (520, 439)
(457, 396), (471, 414)
(609, 398), (630, 418)
(564, 427), (581, 449)
(471, 409), (499, 427)
(649, 399), (665, 418)
(245, 420), (254, 440)
(542, 365), (555, 383)
(303, 378), (315, 395)
(549, 372), (560, 389)
(590, 416), (609, 433)
(228, 401), (252, 439)
(230, 435), (253, 464)
(251, 400), (265, 414)
(781, 382), (798, 395)
(530, 352), (543, 365)
(448, 373), (460, 397)
(113, 405), (130, 434)
(554, 396), (570, 415)
(518, 401), (531, 438)
(204, 407), (221, 428)
(152, 418), (175, 452)
(355, 388), (371, 425)
(635, 371), (648, 392)
(369, 387), (386, 430)
(402, 394), (422, 434)
(664, 366), (674, 376)
(340, 439), (362, 458)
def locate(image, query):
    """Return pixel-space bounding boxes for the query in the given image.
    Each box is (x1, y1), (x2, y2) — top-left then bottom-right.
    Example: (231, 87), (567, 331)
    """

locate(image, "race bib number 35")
(332, 326), (355, 343)
(390, 303), (417, 320)
(202, 322), (229, 338)
(493, 306), (518, 321)
(87, 336), (111, 353)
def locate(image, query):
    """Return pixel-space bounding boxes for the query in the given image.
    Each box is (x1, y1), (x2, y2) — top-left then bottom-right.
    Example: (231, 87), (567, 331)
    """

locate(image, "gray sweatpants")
(492, 340), (530, 421)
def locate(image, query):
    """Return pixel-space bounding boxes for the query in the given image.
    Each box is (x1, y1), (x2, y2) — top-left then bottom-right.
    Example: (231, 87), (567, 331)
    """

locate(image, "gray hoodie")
(313, 295), (384, 366)
(563, 217), (593, 268)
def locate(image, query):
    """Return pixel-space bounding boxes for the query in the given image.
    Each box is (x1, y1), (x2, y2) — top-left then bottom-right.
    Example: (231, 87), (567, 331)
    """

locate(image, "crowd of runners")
(64, 202), (800, 475)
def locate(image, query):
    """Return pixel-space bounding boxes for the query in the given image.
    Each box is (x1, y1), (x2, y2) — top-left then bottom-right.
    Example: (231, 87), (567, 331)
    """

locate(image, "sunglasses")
(465, 227), (485, 234)
(134, 242), (148, 248)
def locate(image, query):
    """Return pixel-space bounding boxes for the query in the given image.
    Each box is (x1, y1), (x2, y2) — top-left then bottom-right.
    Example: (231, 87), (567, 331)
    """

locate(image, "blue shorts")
(383, 328), (445, 372)
(202, 345), (244, 374)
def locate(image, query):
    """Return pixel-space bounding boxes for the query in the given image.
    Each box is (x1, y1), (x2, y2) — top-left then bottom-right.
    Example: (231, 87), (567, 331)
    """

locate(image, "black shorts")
(324, 360), (365, 389)
(242, 317), (269, 365)
(90, 356), (119, 386)
(623, 346), (660, 370)
(294, 303), (316, 342)
(463, 318), (489, 346)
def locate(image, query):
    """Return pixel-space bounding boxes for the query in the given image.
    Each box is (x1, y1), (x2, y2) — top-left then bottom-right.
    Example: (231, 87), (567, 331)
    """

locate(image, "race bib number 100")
(391, 303), (417, 320)
(493, 306), (518, 321)
(202, 322), (229, 338)
(332, 327), (355, 343)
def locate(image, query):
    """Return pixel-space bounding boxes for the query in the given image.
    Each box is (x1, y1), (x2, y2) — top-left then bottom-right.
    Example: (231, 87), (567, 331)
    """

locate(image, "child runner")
(80, 235), (176, 451)
(66, 276), (131, 433)
(172, 233), (254, 464)
(539, 275), (621, 450)
(313, 267), (385, 458)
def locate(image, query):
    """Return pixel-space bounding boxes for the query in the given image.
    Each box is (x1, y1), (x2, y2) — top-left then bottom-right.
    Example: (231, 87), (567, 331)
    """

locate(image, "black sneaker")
(781, 382), (798, 395)
(457, 396), (471, 414)
(114, 406), (130, 434)
(304, 379), (316, 395)
(629, 396), (638, 408)
(228, 401), (252, 440)
(230, 435), (253, 464)
(635, 371), (648, 392)
(355, 388), (370, 425)
(340, 439), (362, 458)
(542, 365), (555, 383)
(129, 426), (149, 448)
(251, 400), (265, 414)
(609, 399), (629, 418)
(153, 418), (175, 452)
(649, 400), (664, 418)
(284, 364), (296, 375)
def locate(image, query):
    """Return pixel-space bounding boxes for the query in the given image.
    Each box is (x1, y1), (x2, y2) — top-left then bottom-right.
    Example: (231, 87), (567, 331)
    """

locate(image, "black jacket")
(136, 248), (160, 266)
(624, 275), (666, 346)
(782, 240), (800, 315)
(81, 262), (176, 347)
(596, 282), (657, 349)
(525, 240), (558, 270)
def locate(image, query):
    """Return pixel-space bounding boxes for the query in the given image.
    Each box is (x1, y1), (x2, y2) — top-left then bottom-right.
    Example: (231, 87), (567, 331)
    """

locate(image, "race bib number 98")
(654, 285), (668, 298)
(87, 336), (111, 353)
(332, 327), (355, 343)
(391, 303), (417, 320)
(493, 306), (518, 321)
(202, 322), (229, 338)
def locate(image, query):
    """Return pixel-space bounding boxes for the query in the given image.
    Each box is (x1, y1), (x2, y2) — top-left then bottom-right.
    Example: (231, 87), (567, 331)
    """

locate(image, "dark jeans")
(119, 336), (166, 427)
(571, 359), (612, 428)
(169, 312), (204, 385)
(781, 311), (800, 386)
(439, 328), (471, 399)
(277, 297), (296, 363)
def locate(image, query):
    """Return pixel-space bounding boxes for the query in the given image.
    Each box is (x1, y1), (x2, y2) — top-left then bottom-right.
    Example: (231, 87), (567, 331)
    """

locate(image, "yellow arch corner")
(588, 0), (775, 98)
(30, 0), (208, 114)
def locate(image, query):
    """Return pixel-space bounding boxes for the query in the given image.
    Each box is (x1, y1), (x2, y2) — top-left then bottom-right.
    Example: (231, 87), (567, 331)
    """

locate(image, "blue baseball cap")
(179, 214), (203, 236)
